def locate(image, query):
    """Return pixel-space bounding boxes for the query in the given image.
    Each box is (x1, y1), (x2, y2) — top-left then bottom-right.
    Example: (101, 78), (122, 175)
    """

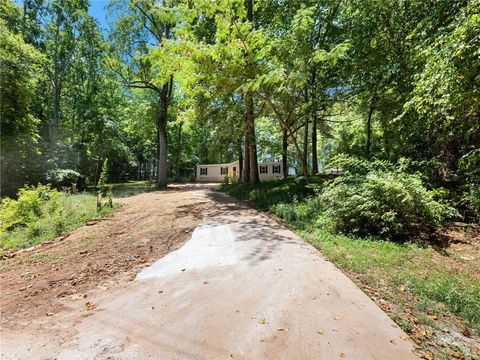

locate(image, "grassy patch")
(0, 192), (114, 255)
(301, 228), (480, 331)
(219, 177), (315, 209)
(1, 180), (155, 257)
(221, 179), (480, 357)
(90, 180), (156, 198)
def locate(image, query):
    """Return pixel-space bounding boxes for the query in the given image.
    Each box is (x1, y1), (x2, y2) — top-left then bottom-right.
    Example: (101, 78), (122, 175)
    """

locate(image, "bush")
(319, 157), (459, 238)
(223, 175), (238, 185)
(271, 196), (321, 227)
(220, 178), (313, 209)
(0, 184), (60, 232)
(96, 159), (114, 209)
(0, 185), (114, 253)
(462, 184), (480, 222)
(46, 168), (82, 191)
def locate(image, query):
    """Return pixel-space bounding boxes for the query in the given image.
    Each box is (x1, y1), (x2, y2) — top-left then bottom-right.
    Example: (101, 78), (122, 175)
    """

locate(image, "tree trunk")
(284, 122), (308, 182)
(94, 157), (102, 189)
(263, 94), (308, 183)
(244, 0), (259, 185)
(312, 114), (318, 174)
(242, 132), (250, 183)
(366, 96), (376, 159)
(246, 91), (259, 184)
(174, 123), (182, 180)
(50, 75), (61, 147)
(282, 127), (288, 178)
(238, 143), (243, 179)
(49, 10), (62, 149)
(287, 125), (308, 183)
(157, 88), (168, 188)
(246, 0), (253, 20)
(303, 119), (309, 175)
(293, 133), (309, 182)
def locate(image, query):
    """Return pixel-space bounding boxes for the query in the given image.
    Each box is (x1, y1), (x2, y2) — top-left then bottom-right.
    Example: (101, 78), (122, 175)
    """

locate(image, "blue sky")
(89, 0), (110, 31)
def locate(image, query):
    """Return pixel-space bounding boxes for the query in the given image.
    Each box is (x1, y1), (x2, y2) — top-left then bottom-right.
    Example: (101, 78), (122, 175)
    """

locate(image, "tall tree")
(43, 0), (90, 148)
(244, 0), (259, 184)
(107, 0), (177, 188)
(249, 5), (350, 181)
(0, 0), (45, 197)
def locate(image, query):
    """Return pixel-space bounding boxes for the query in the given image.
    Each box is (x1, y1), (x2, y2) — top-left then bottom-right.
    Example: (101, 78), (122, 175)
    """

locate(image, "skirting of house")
(196, 161), (283, 182)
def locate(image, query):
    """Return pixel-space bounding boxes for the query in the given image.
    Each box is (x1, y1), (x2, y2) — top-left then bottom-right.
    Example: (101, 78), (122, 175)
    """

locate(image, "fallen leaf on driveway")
(258, 318), (266, 325)
(461, 327), (471, 337)
(333, 315), (342, 320)
(317, 328), (324, 335)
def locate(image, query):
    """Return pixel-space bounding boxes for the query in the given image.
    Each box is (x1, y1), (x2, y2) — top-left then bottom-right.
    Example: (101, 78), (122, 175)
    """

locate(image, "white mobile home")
(196, 161), (283, 182)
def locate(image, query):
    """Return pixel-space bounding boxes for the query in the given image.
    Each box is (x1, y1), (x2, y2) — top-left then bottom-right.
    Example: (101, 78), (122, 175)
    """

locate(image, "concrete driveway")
(2, 189), (418, 359)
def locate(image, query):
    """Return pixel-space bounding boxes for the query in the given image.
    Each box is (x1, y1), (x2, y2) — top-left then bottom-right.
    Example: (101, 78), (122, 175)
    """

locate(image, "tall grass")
(88, 180), (156, 198)
(0, 186), (114, 254)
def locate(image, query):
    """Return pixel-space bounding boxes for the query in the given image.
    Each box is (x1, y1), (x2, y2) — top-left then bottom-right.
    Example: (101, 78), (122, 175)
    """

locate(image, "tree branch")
(134, 2), (162, 43)
(109, 65), (160, 92)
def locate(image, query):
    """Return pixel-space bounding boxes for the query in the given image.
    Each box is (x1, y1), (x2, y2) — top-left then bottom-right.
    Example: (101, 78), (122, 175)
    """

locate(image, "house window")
(272, 165), (281, 174)
(200, 167), (208, 176)
(221, 167), (228, 175)
(233, 167), (236, 172)
(259, 165), (268, 174)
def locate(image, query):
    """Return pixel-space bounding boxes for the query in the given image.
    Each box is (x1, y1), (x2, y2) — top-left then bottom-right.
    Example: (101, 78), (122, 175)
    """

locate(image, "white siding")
(196, 164), (227, 182)
(258, 162), (283, 181)
(196, 161), (283, 182)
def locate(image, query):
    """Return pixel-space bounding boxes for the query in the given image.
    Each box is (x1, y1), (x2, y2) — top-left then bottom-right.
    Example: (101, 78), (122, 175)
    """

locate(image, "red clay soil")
(0, 186), (220, 327)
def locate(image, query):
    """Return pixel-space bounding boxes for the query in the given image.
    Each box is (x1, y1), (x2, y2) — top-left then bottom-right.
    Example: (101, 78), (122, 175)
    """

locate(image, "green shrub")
(0, 185), (60, 232)
(96, 159), (114, 210)
(220, 178), (313, 210)
(97, 159), (109, 197)
(0, 185), (114, 253)
(46, 168), (81, 187)
(319, 157), (459, 238)
(271, 196), (321, 228)
(223, 175), (238, 184)
(462, 184), (480, 222)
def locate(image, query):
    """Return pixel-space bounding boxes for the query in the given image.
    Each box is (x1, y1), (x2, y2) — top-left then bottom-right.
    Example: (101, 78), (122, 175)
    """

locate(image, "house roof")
(196, 161), (282, 167)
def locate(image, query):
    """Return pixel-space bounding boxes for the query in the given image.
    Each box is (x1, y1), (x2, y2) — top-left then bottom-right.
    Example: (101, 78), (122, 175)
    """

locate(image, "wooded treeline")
(1, 0), (479, 213)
